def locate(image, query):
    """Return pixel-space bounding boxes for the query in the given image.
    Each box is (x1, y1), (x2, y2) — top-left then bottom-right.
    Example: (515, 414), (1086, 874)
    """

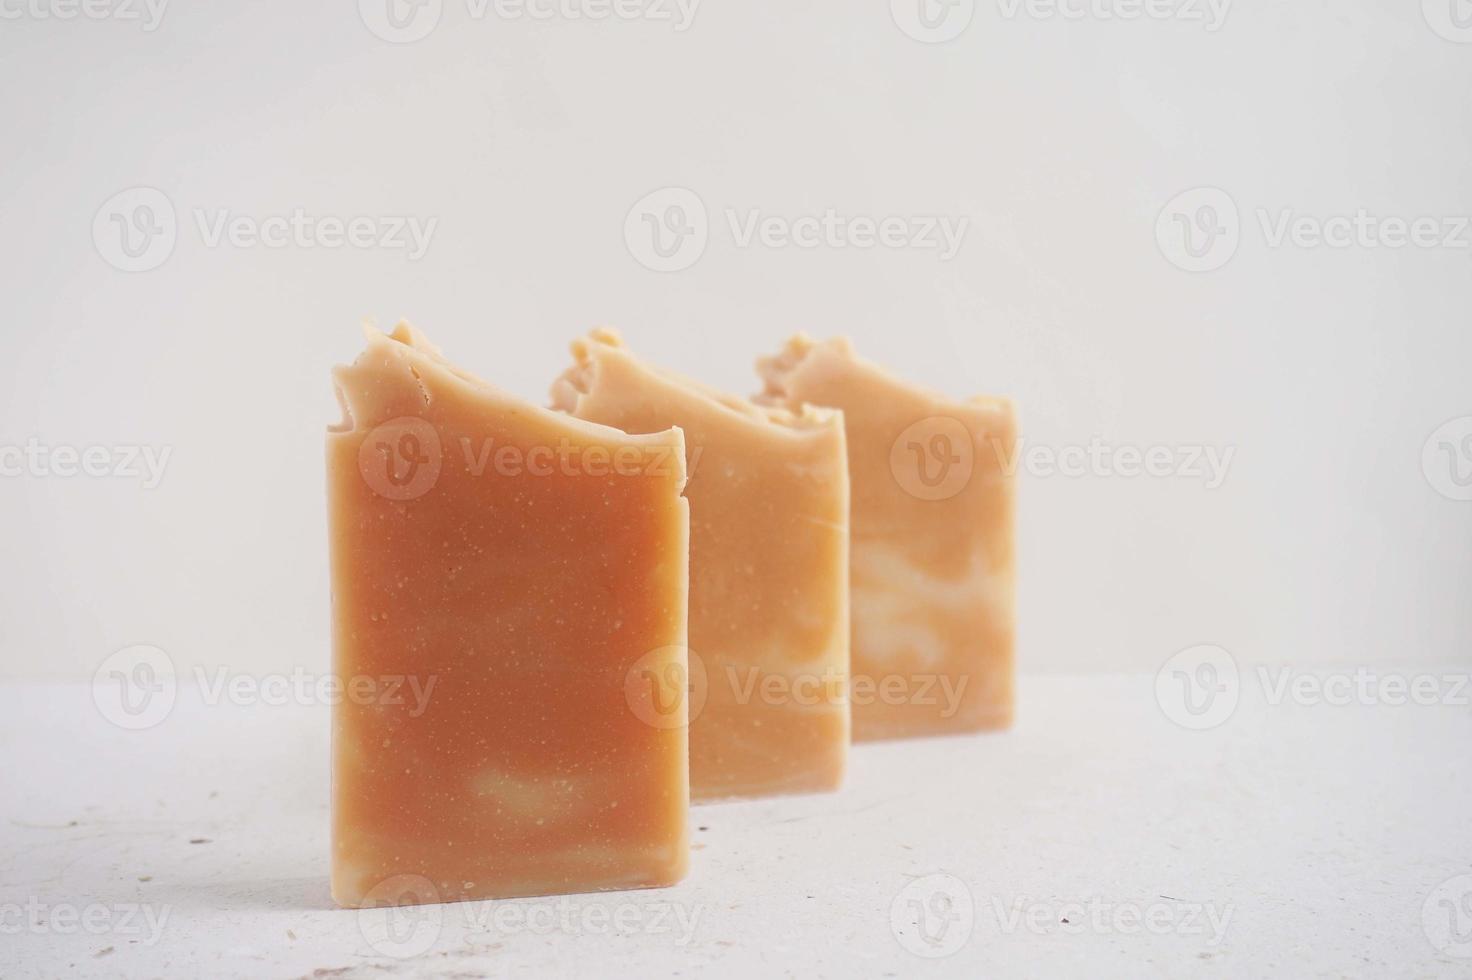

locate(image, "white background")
(2, 0), (1470, 684)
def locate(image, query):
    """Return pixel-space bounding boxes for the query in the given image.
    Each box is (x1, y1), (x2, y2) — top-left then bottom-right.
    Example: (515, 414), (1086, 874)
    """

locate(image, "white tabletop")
(3, 672), (1468, 979)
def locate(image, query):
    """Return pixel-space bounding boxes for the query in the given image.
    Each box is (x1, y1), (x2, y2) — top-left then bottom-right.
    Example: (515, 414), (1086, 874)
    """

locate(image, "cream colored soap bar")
(757, 335), (1016, 740)
(554, 329), (849, 800)
(328, 324), (691, 908)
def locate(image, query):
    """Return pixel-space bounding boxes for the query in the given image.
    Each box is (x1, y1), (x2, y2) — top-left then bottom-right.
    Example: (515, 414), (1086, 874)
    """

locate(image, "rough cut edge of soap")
(331, 321), (689, 492)
(754, 332), (1018, 426)
(551, 327), (844, 441)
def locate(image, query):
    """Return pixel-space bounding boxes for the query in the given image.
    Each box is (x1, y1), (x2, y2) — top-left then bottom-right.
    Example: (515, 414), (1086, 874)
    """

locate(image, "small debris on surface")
(286, 929), (297, 941)
(189, 838), (211, 844)
(698, 826), (709, 832)
(94, 947), (114, 958)
(138, 876), (152, 882)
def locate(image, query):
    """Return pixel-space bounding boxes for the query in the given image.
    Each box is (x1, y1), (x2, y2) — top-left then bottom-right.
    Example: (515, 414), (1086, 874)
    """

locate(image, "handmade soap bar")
(328, 324), (691, 908)
(553, 329), (849, 800)
(756, 335), (1016, 740)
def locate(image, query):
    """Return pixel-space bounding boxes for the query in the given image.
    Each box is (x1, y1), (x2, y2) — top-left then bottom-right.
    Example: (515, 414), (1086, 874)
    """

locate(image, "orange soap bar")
(327, 324), (691, 908)
(553, 330), (850, 800)
(756, 335), (1016, 740)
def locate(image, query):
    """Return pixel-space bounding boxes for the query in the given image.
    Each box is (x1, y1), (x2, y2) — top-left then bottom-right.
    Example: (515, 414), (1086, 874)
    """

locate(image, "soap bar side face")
(328, 327), (690, 907)
(559, 333), (850, 800)
(758, 336), (1015, 740)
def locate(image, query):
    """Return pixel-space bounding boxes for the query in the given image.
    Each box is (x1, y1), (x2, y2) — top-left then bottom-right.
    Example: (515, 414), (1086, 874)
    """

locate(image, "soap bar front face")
(757, 336), (1016, 741)
(555, 330), (850, 801)
(327, 325), (691, 908)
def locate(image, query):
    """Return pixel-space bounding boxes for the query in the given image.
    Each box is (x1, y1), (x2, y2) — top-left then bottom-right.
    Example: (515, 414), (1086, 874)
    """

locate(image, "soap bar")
(327, 324), (691, 907)
(554, 329), (849, 800)
(756, 335), (1016, 740)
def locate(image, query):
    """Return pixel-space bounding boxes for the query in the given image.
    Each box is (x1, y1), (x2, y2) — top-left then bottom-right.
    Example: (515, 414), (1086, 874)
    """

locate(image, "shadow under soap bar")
(327, 324), (691, 908)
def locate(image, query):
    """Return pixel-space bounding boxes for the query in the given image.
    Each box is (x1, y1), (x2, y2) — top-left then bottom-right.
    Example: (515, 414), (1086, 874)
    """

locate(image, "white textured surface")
(3, 674), (1469, 979)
